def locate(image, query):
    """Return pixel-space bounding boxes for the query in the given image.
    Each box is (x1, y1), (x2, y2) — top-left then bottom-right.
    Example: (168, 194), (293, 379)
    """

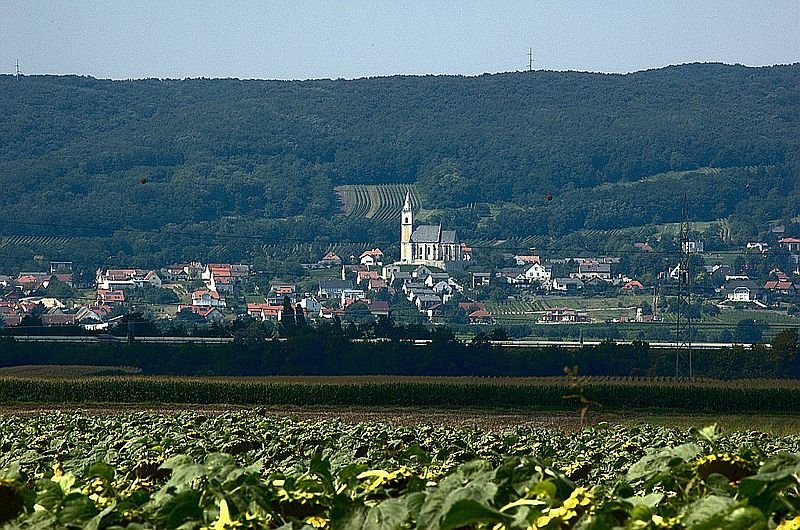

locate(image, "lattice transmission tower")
(675, 193), (693, 378)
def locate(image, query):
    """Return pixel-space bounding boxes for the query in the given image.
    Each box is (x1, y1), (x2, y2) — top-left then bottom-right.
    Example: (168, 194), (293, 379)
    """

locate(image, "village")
(1, 195), (799, 338)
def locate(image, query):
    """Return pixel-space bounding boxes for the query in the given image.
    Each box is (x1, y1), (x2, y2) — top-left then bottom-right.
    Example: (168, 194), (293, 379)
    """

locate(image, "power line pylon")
(675, 192), (693, 378)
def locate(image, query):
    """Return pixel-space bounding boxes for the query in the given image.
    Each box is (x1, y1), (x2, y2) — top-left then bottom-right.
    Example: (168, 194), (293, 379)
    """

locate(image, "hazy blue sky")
(2, 1), (798, 80)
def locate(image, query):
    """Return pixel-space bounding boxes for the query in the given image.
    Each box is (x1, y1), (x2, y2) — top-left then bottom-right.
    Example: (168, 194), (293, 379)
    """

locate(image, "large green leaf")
(439, 499), (513, 530)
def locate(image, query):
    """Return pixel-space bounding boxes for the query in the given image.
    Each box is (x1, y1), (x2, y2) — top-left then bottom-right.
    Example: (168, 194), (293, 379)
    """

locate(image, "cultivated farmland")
(335, 184), (418, 221)
(0, 412), (798, 528)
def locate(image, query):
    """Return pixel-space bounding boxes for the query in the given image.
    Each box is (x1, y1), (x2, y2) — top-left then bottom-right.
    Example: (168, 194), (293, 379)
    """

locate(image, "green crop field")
(1, 376), (800, 413)
(0, 411), (798, 528)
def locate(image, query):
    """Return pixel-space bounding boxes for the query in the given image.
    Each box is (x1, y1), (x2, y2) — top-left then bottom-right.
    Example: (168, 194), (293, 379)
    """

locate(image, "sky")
(2, 0), (798, 80)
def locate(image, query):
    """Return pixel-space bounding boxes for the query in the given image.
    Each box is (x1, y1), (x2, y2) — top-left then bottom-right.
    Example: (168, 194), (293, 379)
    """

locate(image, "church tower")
(400, 191), (413, 263)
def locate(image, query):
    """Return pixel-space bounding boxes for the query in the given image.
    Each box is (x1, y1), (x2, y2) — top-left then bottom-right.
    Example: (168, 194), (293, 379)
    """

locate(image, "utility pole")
(675, 192), (692, 378)
(528, 48), (533, 71)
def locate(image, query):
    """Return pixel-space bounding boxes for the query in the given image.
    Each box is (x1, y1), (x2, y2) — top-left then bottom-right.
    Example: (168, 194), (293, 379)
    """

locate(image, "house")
(266, 284), (297, 305)
(340, 289), (366, 307)
(246, 303), (283, 321)
(778, 238), (800, 253)
(191, 290), (226, 308)
(389, 271), (413, 285)
(299, 297), (322, 315)
(524, 263), (552, 283)
(430, 280), (455, 301)
(550, 278), (584, 292)
(359, 248), (384, 267)
(356, 270), (380, 285)
(202, 264), (249, 293)
(705, 264), (735, 282)
(460, 244), (474, 262)
(414, 292), (442, 310)
(468, 309), (495, 325)
(514, 255), (540, 266)
(367, 277), (387, 291)
(162, 262), (203, 282)
(540, 307), (590, 323)
(573, 261), (611, 280)
(15, 272), (50, 291)
(723, 280), (761, 303)
(472, 272), (491, 288)
(41, 309), (77, 327)
(621, 280), (645, 293)
(682, 240), (704, 254)
(366, 300), (390, 318)
(764, 279), (797, 296)
(342, 264), (368, 281)
(318, 279), (353, 298)
(746, 242), (769, 253)
(497, 267), (527, 285)
(423, 272), (450, 287)
(96, 269), (163, 290)
(381, 263), (414, 281)
(634, 242), (654, 252)
(319, 252), (342, 266)
(192, 306), (225, 325)
(403, 282), (428, 301)
(97, 289), (126, 306)
(49, 261), (73, 273)
(53, 273), (74, 287)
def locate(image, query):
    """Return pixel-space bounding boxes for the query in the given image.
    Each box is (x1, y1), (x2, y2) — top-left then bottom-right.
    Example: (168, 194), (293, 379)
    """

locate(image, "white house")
(359, 248), (384, 267)
(524, 263), (552, 283)
(723, 280), (760, 303)
(191, 290), (226, 308)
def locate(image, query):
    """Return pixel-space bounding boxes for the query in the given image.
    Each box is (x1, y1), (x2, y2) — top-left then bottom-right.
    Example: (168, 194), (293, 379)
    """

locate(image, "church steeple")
(400, 191), (413, 263)
(402, 191), (412, 214)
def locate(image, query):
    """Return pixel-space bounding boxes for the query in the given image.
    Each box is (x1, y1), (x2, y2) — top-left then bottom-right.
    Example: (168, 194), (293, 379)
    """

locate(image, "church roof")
(441, 230), (458, 244)
(410, 225), (459, 244)
(411, 225), (441, 243)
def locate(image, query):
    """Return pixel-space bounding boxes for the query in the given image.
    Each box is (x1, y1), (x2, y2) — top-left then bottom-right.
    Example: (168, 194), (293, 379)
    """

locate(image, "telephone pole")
(675, 193), (693, 378)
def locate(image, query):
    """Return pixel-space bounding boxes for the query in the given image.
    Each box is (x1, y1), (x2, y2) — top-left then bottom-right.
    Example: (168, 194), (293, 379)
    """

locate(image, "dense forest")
(0, 63), (797, 268)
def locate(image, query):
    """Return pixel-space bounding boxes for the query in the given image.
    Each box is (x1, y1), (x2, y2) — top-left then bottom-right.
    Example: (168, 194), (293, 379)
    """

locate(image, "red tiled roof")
(764, 280), (794, 290)
(779, 237), (800, 244)
(360, 248), (384, 258)
(622, 280), (645, 290)
(469, 309), (492, 318)
(97, 289), (126, 302)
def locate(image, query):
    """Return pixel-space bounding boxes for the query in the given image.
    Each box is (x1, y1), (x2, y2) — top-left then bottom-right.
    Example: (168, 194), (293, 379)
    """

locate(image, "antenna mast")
(15, 59), (20, 78)
(675, 192), (693, 379)
(528, 48), (533, 71)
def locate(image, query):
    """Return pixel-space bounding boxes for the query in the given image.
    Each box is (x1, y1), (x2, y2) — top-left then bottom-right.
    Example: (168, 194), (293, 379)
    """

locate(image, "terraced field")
(0, 235), (73, 248)
(335, 184), (418, 221)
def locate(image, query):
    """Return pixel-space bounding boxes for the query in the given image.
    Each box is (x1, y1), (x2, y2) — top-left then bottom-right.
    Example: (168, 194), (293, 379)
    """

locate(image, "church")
(400, 192), (463, 267)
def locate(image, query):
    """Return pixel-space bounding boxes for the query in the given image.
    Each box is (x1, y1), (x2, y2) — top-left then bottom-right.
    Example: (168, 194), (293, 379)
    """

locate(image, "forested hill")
(0, 63), (798, 266)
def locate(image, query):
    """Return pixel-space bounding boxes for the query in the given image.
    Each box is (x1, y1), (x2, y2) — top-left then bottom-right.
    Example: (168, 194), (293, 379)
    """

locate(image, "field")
(335, 184), (418, 221)
(0, 410), (798, 528)
(485, 295), (653, 323)
(1, 376), (800, 414)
